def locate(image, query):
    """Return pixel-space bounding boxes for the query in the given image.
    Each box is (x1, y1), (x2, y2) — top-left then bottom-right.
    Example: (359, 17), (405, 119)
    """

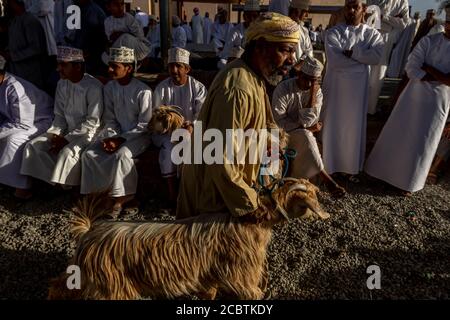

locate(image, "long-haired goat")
(48, 178), (329, 300)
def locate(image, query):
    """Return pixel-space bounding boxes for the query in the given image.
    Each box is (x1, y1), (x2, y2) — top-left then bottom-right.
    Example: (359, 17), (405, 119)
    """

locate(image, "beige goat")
(48, 178), (329, 300)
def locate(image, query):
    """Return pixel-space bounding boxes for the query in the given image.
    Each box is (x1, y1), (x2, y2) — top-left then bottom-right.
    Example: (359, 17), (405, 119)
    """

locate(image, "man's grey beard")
(263, 73), (284, 86)
(262, 64), (286, 86)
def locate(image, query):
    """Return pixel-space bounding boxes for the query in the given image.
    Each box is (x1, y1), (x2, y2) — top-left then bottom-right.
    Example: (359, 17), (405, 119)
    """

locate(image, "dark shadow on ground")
(0, 248), (70, 299)
(267, 235), (450, 300)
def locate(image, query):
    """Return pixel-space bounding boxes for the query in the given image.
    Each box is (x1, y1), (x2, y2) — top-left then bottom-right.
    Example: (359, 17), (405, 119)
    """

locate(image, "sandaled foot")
(400, 190), (412, 197)
(106, 205), (122, 220)
(426, 172), (439, 185)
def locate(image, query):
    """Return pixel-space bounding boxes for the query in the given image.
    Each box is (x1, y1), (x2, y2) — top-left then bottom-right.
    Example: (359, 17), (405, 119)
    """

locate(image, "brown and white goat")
(48, 178), (329, 300)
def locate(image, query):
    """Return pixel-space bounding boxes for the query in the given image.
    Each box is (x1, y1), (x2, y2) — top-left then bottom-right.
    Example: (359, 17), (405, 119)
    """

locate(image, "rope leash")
(255, 147), (298, 195)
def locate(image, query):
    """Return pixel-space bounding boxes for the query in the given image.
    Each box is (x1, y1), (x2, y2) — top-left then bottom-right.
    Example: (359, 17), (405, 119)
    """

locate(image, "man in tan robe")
(176, 12), (300, 219)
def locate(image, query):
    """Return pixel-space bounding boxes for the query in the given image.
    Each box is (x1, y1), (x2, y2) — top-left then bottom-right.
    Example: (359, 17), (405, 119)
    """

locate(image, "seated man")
(272, 56), (345, 197)
(104, 0), (151, 62)
(153, 48), (207, 123)
(0, 56), (54, 199)
(427, 120), (450, 184)
(81, 47), (152, 219)
(151, 47), (207, 204)
(21, 46), (103, 192)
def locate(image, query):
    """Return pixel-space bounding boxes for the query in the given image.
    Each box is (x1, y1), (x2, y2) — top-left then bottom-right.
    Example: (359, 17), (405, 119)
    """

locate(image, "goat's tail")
(71, 193), (109, 240)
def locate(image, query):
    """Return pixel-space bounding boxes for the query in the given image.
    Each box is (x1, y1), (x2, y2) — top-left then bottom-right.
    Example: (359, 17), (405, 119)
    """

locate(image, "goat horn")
(303, 197), (330, 220)
(287, 183), (308, 194)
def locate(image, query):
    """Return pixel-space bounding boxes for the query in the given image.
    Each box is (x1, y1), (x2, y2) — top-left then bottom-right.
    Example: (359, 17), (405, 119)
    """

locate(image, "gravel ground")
(1, 80), (449, 300)
(1, 170), (449, 300)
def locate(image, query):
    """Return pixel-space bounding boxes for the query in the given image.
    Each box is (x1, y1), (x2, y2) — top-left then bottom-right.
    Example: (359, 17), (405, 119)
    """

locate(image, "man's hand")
(343, 50), (353, 58)
(307, 121), (323, 133)
(102, 137), (126, 154)
(49, 134), (69, 155)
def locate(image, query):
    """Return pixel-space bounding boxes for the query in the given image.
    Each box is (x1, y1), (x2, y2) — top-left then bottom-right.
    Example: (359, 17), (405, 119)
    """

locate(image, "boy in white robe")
(21, 47), (103, 190)
(153, 48), (207, 123)
(365, 9), (450, 194)
(0, 57), (53, 199)
(321, 0), (384, 180)
(152, 47), (207, 203)
(81, 47), (152, 218)
(272, 56), (345, 197)
(104, 0), (151, 62)
(172, 15), (187, 49)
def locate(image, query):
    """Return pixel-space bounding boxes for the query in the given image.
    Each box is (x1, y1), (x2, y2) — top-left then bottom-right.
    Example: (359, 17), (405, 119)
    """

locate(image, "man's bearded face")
(260, 43), (296, 86)
(344, 1), (365, 25)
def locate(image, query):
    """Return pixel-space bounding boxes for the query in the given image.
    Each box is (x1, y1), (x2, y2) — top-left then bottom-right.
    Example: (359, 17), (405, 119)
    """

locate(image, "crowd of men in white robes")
(0, 0), (449, 218)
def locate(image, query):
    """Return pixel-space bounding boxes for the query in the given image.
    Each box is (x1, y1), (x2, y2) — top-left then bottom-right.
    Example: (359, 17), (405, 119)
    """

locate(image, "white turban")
(301, 56), (324, 78)
(57, 46), (84, 63)
(102, 46), (135, 65)
(168, 47), (190, 65)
